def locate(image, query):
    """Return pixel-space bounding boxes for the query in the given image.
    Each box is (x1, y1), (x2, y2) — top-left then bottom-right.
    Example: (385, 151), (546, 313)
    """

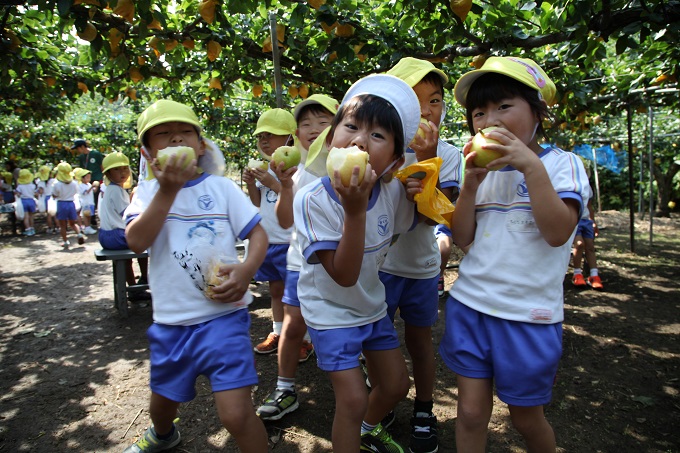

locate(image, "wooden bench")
(94, 248), (149, 318)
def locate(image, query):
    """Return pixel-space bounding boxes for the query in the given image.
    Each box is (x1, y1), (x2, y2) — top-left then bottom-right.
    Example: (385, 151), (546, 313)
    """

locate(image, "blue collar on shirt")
(184, 172), (210, 188)
(321, 176), (382, 210)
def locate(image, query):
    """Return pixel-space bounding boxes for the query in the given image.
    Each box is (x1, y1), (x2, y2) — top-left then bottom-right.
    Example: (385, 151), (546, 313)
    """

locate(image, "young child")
(50, 162), (86, 248)
(14, 169), (37, 236)
(256, 94), (338, 421)
(123, 99), (268, 453)
(76, 168), (97, 235)
(380, 56), (463, 453)
(439, 56), (591, 452)
(243, 108), (296, 355)
(98, 152), (149, 300)
(572, 193), (604, 290)
(35, 165), (57, 233)
(293, 74), (422, 452)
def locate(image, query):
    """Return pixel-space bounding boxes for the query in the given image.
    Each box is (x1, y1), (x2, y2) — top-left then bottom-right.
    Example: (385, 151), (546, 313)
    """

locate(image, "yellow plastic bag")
(394, 157), (455, 228)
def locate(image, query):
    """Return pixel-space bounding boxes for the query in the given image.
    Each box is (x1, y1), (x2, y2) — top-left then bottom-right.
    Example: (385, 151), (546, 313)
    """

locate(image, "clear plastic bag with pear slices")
(203, 254), (240, 300)
(393, 156), (455, 228)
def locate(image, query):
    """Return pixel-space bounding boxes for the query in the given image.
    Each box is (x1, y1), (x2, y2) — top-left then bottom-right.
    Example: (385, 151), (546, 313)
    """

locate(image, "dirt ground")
(0, 210), (678, 452)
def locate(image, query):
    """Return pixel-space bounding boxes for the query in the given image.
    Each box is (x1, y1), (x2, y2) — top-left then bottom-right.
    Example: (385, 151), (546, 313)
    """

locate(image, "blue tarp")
(571, 144), (627, 174)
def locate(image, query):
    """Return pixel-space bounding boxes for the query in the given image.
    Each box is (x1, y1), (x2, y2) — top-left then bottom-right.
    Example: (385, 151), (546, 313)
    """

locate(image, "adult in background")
(72, 138), (103, 225)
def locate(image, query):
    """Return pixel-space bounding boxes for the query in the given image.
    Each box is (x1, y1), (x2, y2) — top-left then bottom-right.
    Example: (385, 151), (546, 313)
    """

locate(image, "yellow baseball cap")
(387, 57), (448, 88)
(74, 168), (91, 180)
(137, 99), (202, 144)
(17, 169), (33, 185)
(253, 108), (297, 136)
(103, 152), (130, 174)
(56, 162), (73, 183)
(454, 56), (557, 107)
(38, 165), (51, 181)
(292, 94), (340, 121)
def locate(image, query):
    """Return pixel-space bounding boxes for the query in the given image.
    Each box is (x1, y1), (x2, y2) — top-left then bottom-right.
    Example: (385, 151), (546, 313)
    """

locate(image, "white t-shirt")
(124, 173), (262, 326)
(256, 172), (292, 245)
(286, 165), (320, 271)
(51, 180), (78, 201)
(294, 177), (417, 330)
(15, 183), (36, 199)
(452, 147), (590, 324)
(79, 182), (95, 206)
(381, 139), (463, 279)
(99, 183), (128, 231)
(45, 178), (56, 197)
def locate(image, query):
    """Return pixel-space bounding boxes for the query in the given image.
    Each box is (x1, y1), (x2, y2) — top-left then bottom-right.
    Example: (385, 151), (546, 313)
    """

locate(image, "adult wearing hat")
(72, 138), (104, 225)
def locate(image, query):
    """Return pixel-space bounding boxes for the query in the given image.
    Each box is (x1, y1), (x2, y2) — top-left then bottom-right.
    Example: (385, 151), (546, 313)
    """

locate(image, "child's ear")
(393, 155), (406, 172)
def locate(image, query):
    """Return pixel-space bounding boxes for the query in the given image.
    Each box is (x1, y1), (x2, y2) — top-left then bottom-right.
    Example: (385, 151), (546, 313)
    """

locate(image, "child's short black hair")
(419, 72), (445, 93)
(330, 94), (405, 158)
(296, 104), (334, 122)
(465, 73), (551, 136)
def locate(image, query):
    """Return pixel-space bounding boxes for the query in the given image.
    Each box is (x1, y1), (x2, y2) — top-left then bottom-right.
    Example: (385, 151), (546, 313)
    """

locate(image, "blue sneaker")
(123, 425), (180, 453)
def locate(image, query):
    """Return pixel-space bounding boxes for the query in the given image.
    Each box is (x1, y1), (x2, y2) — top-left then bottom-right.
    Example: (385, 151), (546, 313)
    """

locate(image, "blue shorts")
(434, 224), (452, 238)
(147, 309), (258, 402)
(56, 200), (78, 221)
(379, 272), (438, 327)
(21, 198), (36, 213)
(282, 270), (300, 307)
(98, 228), (128, 250)
(254, 243), (288, 282)
(575, 218), (595, 239)
(439, 297), (562, 407)
(307, 315), (400, 372)
(44, 195), (51, 212)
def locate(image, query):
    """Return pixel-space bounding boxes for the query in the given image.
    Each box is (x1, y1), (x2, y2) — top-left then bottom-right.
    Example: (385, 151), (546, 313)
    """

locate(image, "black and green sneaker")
(360, 423), (404, 452)
(256, 388), (299, 421)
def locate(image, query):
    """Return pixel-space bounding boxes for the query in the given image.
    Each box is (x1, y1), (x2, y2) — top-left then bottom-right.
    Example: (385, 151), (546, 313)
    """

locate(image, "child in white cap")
(244, 108), (296, 355)
(14, 169), (37, 236)
(98, 152), (149, 299)
(51, 162), (86, 247)
(439, 56), (591, 452)
(123, 99), (269, 453)
(255, 94), (338, 421)
(293, 74), (424, 452)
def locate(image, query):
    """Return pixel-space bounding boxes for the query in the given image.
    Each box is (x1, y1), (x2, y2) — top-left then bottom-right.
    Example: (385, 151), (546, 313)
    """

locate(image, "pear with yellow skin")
(326, 146), (369, 186)
(470, 127), (503, 171)
(157, 146), (196, 170)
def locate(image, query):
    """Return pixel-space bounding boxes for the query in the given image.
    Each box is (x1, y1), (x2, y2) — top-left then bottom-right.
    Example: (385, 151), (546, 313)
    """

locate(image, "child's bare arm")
(208, 224), (269, 303)
(126, 155), (196, 253)
(272, 162), (297, 229)
(317, 164), (376, 287)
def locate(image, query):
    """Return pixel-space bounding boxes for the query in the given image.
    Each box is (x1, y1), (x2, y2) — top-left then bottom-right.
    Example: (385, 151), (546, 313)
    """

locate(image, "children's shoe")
(298, 340), (315, 363)
(256, 388), (299, 421)
(61, 240), (70, 248)
(572, 273), (587, 287)
(588, 275), (604, 290)
(77, 233), (86, 245)
(84, 226), (98, 235)
(254, 332), (279, 354)
(361, 423), (404, 453)
(437, 276), (445, 297)
(123, 425), (181, 453)
(409, 413), (438, 453)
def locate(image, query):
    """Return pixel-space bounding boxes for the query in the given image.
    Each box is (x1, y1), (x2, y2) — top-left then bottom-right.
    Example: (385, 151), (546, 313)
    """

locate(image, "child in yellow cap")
(14, 168), (37, 236)
(98, 152), (149, 300)
(439, 56), (591, 452)
(75, 168), (97, 235)
(35, 165), (57, 233)
(243, 108), (296, 356)
(51, 162), (86, 247)
(255, 95), (338, 421)
(123, 99), (268, 453)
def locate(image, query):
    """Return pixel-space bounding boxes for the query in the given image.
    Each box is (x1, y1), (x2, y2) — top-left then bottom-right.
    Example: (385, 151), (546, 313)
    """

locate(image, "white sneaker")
(84, 226), (97, 235)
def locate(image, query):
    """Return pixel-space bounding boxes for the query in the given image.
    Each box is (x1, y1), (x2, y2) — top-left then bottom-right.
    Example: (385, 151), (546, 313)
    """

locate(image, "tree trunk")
(654, 162), (680, 218)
